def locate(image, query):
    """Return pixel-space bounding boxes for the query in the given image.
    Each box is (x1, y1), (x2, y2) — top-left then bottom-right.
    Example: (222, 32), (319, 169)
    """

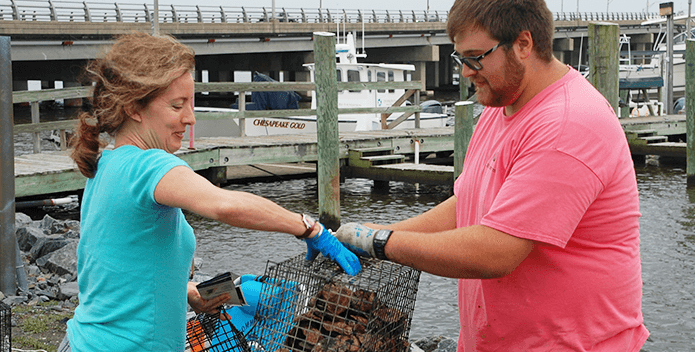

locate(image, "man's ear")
(515, 30), (534, 60)
(124, 105), (142, 123)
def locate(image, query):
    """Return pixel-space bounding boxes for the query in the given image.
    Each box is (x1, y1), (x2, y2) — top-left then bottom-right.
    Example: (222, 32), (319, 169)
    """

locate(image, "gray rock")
(64, 220), (80, 233)
(15, 212), (33, 227)
(64, 229), (80, 239)
(36, 240), (78, 277)
(58, 281), (79, 300)
(414, 336), (457, 352)
(434, 338), (457, 352)
(24, 264), (41, 277)
(2, 295), (28, 306)
(38, 214), (59, 231)
(29, 235), (71, 261)
(414, 336), (446, 352)
(16, 226), (48, 252)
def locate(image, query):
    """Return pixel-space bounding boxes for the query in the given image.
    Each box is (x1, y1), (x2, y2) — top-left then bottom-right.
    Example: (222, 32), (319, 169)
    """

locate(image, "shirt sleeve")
(480, 149), (603, 248)
(128, 149), (191, 208)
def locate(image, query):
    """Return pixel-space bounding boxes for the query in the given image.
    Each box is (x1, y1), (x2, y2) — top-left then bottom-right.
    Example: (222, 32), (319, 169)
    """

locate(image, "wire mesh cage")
(185, 254), (421, 352)
(251, 255), (421, 352)
(186, 310), (251, 352)
(1, 301), (10, 352)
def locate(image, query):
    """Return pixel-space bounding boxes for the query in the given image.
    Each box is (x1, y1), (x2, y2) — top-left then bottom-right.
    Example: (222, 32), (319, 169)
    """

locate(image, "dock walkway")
(13, 114), (690, 199)
(14, 128), (455, 198)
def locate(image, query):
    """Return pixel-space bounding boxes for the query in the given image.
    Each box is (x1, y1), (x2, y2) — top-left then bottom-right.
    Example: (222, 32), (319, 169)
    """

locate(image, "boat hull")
(190, 112), (449, 138)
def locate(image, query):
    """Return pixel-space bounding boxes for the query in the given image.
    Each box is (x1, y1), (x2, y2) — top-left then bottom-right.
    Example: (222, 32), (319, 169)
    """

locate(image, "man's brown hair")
(447, 0), (555, 62)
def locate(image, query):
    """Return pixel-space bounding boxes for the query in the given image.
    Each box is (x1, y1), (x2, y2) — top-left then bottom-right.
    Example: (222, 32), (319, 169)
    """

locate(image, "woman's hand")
(187, 281), (231, 317)
(304, 223), (362, 276)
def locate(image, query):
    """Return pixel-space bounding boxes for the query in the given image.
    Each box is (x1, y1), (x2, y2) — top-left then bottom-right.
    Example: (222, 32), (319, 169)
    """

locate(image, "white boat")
(613, 34), (666, 117)
(191, 32), (449, 138)
(619, 34), (663, 83)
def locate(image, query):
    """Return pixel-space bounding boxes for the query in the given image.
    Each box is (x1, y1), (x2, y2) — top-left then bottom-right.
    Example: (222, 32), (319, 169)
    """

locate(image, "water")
(635, 167), (695, 351)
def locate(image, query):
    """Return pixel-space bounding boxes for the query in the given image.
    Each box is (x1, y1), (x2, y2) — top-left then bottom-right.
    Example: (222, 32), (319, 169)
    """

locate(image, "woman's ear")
(124, 105), (142, 123)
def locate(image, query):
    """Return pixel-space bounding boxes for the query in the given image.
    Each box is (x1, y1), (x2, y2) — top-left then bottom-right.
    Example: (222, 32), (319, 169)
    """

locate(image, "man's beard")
(475, 50), (525, 108)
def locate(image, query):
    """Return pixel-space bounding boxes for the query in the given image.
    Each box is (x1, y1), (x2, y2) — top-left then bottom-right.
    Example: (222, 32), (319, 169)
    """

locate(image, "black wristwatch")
(297, 213), (316, 239)
(373, 229), (393, 260)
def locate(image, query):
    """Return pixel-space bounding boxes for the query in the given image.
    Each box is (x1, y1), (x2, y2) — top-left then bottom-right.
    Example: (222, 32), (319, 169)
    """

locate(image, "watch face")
(302, 214), (315, 228)
(375, 229), (391, 241)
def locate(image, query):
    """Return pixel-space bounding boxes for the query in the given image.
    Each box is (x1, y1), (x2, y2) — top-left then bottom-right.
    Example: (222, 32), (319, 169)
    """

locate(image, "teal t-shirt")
(67, 145), (196, 351)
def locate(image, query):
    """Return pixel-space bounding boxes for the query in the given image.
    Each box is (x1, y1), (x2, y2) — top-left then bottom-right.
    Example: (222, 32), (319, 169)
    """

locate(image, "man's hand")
(333, 222), (378, 258)
(305, 223), (362, 276)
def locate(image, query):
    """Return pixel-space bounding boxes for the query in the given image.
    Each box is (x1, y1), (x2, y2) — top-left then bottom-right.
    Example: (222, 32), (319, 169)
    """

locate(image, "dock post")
(587, 22), (619, 115)
(686, 39), (695, 186)
(0, 36), (17, 296)
(454, 101), (475, 180)
(313, 32), (341, 230)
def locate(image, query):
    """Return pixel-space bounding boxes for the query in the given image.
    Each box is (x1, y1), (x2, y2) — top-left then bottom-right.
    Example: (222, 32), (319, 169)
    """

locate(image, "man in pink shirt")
(334, 0), (649, 350)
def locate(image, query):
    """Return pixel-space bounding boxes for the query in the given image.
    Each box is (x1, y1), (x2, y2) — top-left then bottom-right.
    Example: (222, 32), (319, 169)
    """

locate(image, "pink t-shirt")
(454, 68), (649, 351)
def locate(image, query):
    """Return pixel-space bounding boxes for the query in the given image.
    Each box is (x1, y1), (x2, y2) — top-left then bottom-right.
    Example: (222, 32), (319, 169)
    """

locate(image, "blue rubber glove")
(333, 222), (378, 258)
(305, 223), (362, 276)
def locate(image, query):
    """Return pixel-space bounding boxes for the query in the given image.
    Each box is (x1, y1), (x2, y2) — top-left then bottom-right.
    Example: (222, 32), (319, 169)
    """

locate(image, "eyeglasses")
(451, 42), (506, 71)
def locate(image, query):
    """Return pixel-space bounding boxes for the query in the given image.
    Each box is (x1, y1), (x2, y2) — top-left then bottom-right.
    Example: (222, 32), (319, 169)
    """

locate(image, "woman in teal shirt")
(60, 32), (360, 352)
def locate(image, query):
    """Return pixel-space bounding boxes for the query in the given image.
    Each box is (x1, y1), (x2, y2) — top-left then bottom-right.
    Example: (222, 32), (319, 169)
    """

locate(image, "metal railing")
(0, 0), (660, 24)
(553, 11), (659, 22)
(0, 0), (450, 23)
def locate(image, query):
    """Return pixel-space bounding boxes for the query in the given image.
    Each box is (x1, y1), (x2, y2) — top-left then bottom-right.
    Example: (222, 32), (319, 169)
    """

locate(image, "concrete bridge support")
(553, 38), (574, 67)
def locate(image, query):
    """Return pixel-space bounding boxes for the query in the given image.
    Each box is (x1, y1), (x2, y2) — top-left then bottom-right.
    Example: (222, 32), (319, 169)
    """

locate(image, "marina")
(3, 8), (695, 352)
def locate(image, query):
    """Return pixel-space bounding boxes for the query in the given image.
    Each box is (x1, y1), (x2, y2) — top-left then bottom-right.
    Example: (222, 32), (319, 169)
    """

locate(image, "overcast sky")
(158, 0), (694, 15)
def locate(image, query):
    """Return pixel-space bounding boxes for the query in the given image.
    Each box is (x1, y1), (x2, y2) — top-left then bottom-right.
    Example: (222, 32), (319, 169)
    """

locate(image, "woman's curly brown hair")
(70, 32), (195, 178)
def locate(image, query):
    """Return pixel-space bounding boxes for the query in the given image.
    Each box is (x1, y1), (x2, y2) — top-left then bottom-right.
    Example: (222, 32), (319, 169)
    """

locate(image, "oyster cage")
(251, 255), (421, 352)
(186, 310), (251, 352)
(1, 301), (9, 352)
(185, 255), (421, 352)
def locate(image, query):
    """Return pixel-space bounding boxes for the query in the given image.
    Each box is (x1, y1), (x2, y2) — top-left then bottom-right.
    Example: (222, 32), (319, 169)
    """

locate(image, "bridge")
(0, 0), (673, 95)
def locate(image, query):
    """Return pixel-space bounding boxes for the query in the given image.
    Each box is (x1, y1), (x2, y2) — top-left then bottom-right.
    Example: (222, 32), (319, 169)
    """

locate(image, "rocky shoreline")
(1, 212), (456, 352)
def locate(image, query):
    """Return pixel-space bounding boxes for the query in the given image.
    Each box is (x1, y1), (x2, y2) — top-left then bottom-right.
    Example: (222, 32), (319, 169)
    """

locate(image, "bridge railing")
(0, 0), (451, 23)
(554, 11), (659, 22)
(0, 0), (660, 24)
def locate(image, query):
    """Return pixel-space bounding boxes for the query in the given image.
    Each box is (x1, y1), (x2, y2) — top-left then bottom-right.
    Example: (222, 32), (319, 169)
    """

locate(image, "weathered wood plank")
(12, 86), (92, 104)
(588, 22), (620, 114)
(686, 39), (695, 184)
(14, 120), (78, 134)
(347, 162), (454, 185)
(315, 32), (341, 229)
(12, 128), (457, 198)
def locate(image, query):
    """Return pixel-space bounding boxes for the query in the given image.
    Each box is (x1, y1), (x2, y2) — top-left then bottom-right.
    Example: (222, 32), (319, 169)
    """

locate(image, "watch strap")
(373, 229), (393, 260)
(297, 213), (316, 239)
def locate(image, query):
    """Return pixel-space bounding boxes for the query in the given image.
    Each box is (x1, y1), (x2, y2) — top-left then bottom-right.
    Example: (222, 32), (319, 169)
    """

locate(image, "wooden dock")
(14, 112), (693, 200)
(14, 114), (690, 199)
(14, 128), (456, 199)
(621, 114), (687, 158)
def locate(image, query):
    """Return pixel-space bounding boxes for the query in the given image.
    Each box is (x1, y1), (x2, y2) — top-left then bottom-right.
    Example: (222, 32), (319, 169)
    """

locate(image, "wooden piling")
(587, 22), (619, 115)
(313, 32), (341, 230)
(454, 101), (475, 180)
(686, 39), (695, 186)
